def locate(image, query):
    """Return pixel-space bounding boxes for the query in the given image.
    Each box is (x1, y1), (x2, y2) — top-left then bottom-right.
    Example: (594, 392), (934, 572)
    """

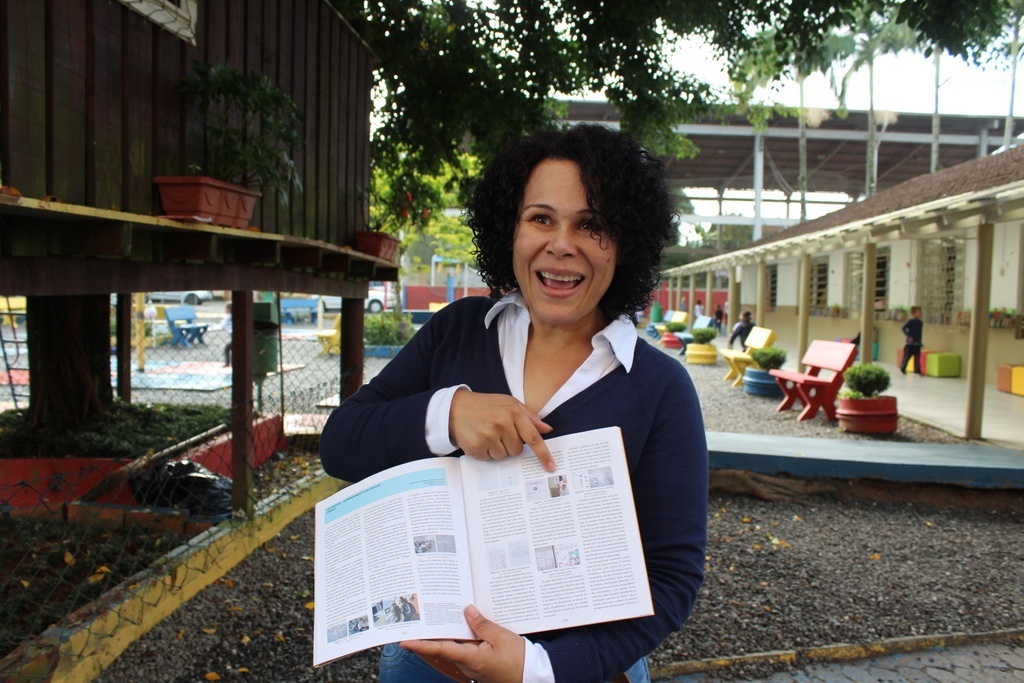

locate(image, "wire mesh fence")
(0, 293), (389, 680)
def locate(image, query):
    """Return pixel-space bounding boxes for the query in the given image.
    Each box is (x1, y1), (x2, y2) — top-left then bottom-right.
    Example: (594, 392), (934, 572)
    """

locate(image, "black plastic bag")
(130, 460), (233, 522)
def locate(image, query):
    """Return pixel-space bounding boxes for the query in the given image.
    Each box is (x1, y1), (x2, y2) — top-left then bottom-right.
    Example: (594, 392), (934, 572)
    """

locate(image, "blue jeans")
(379, 642), (650, 682)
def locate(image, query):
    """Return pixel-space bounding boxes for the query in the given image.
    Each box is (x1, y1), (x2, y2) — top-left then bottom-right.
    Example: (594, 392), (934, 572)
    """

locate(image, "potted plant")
(154, 61), (303, 229)
(684, 327), (718, 364)
(744, 346), (786, 397)
(836, 363), (898, 434)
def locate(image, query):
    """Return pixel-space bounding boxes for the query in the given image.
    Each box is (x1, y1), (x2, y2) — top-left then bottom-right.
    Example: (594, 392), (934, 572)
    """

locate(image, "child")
(899, 306), (924, 375)
(219, 302), (233, 367)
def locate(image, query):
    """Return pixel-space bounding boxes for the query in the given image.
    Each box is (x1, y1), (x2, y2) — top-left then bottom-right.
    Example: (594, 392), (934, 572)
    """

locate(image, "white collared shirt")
(425, 291), (637, 453)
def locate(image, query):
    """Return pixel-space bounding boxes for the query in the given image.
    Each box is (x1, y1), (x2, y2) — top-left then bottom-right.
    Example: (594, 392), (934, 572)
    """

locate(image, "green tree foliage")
(331, 0), (1009, 209)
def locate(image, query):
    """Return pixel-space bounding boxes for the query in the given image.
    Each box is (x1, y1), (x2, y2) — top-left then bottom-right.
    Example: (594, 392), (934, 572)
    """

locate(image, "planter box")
(365, 345), (403, 357)
(743, 367), (782, 397)
(837, 396), (898, 434)
(354, 231), (400, 262)
(685, 343), (717, 365)
(153, 175), (260, 228)
(0, 416), (286, 510)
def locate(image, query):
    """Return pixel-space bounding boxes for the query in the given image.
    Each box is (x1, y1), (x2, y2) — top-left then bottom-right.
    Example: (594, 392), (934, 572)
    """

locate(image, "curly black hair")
(465, 123), (676, 319)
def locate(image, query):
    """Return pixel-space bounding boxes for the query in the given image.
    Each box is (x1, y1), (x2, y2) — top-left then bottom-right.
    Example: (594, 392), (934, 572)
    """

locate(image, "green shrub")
(750, 346), (786, 370)
(665, 321), (687, 333)
(842, 363), (891, 398)
(364, 312), (415, 346)
(692, 328), (718, 345)
(0, 402), (231, 458)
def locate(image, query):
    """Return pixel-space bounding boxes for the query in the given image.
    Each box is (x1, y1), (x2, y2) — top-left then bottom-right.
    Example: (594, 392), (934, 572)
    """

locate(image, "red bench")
(768, 340), (858, 421)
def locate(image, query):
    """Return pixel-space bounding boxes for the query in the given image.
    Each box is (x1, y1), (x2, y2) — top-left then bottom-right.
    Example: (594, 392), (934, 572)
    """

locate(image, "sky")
(671, 40), (1022, 118)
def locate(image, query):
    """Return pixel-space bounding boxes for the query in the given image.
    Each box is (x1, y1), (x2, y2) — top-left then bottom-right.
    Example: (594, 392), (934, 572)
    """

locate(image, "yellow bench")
(0, 296), (26, 329)
(719, 326), (777, 387)
(316, 315), (342, 355)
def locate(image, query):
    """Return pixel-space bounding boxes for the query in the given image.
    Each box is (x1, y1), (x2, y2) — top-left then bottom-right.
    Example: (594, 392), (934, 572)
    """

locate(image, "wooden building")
(0, 0), (390, 412)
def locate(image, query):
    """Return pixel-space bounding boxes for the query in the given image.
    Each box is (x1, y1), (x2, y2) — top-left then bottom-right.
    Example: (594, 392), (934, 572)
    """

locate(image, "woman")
(320, 124), (707, 683)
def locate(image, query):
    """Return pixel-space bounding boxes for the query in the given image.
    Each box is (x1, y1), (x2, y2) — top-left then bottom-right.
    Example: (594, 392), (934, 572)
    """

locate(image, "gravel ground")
(95, 350), (1024, 683)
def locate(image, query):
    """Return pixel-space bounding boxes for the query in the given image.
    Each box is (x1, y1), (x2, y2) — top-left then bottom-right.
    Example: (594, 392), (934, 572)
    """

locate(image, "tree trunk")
(26, 295), (113, 431)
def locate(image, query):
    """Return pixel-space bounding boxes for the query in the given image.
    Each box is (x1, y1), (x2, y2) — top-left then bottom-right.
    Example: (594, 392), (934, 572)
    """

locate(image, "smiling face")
(512, 159), (618, 335)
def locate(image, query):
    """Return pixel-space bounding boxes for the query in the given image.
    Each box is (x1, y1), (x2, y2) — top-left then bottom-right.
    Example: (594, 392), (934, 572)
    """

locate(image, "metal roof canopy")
(565, 100), (1021, 200)
(665, 178), (1024, 276)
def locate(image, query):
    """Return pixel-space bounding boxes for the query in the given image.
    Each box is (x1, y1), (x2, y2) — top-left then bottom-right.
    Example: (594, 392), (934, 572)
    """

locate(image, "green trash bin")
(253, 301), (279, 376)
(651, 301), (663, 323)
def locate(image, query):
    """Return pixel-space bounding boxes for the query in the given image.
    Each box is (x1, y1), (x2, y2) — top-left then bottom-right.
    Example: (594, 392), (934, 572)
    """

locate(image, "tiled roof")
(750, 144), (1024, 249)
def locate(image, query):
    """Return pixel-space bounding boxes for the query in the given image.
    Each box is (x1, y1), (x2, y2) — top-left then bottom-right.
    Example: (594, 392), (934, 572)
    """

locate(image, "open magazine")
(313, 426), (652, 667)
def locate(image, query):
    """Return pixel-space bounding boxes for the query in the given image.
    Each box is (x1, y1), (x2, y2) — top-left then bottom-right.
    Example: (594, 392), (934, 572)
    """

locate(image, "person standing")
(713, 304), (724, 334)
(320, 124), (708, 683)
(727, 310), (754, 349)
(899, 306), (924, 375)
(219, 302), (233, 367)
(693, 299), (704, 317)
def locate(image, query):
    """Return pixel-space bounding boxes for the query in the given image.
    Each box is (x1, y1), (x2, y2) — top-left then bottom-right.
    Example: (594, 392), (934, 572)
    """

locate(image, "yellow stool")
(1012, 366), (1024, 397)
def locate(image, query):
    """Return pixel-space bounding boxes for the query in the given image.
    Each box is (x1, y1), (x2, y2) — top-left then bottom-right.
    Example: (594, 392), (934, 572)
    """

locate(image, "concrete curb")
(0, 472), (347, 683)
(652, 627), (1024, 681)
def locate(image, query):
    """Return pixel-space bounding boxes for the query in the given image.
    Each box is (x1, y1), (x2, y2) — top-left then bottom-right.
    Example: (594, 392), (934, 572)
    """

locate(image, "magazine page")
(460, 426), (652, 635)
(313, 457), (477, 666)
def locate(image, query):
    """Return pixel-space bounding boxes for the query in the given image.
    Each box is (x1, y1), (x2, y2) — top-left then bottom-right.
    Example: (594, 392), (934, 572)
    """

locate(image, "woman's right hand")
(449, 389), (556, 471)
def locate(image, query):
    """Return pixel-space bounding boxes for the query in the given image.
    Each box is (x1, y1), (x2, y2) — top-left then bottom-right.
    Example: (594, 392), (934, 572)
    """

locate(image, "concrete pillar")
(965, 223), (993, 439)
(859, 242), (877, 365)
(728, 266), (739, 332)
(687, 274), (696, 315)
(704, 271), (714, 319)
(797, 253), (811, 372)
(756, 261), (767, 327)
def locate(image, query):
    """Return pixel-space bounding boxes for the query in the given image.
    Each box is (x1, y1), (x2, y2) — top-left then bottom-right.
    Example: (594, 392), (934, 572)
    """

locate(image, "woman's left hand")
(400, 605), (525, 683)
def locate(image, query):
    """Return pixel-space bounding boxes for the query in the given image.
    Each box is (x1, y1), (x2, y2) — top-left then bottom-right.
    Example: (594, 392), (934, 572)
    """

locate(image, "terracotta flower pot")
(837, 396), (898, 434)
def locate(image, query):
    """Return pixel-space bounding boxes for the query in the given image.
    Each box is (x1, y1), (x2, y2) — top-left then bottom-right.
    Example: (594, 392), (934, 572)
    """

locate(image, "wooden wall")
(0, 0), (373, 248)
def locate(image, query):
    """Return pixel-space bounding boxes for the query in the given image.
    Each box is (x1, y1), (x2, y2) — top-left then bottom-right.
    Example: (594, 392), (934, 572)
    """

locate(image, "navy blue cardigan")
(320, 297), (708, 682)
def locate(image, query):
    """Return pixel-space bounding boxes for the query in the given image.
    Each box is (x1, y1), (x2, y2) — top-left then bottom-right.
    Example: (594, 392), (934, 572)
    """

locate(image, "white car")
(147, 290), (215, 305)
(318, 286), (388, 314)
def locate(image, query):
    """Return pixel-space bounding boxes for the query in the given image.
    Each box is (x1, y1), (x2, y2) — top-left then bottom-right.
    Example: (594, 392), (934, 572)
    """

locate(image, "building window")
(810, 256), (828, 311)
(919, 236), (965, 326)
(767, 264), (777, 311)
(846, 247), (890, 317)
(118, 0), (199, 44)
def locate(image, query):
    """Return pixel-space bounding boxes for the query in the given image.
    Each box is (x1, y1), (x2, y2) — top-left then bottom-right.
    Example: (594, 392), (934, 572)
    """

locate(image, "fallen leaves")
(86, 566), (112, 583)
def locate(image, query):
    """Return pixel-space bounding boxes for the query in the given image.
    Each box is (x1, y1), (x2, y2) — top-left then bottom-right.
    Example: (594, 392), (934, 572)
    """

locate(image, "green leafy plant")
(665, 321), (687, 333)
(692, 328), (718, 345)
(750, 346), (787, 370)
(841, 363), (891, 399)
(0, 402), (231, 458)
(364, 312), (415, 346)
(180, 61), (303, 202)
